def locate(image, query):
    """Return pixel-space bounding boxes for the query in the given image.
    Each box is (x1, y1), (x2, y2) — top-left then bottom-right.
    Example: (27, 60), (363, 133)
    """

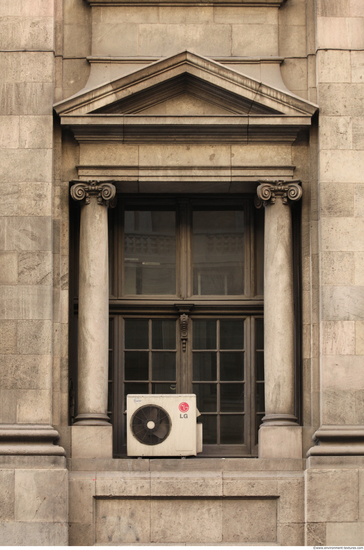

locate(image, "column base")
(307, 425), (364, 457)
(258, 425), (302, 459)
(262, 413), (298, 426)
(73, 413), (110, 426)
(71, 425), (113, 459)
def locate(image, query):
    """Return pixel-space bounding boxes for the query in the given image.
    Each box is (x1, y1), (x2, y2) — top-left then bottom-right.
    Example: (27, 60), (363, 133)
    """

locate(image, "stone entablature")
(84, 0), (286, 5)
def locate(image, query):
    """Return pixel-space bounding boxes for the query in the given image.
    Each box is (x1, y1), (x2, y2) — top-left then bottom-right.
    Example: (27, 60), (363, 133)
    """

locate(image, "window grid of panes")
(255, 317), (265, 443)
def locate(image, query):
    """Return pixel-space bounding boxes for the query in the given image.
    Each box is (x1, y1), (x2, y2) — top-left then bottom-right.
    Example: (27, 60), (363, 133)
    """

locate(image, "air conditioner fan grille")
(131, 405), (171, 446)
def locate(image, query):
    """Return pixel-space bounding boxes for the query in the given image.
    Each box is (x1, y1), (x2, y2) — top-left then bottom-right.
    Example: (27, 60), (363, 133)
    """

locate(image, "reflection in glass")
(220, 415), (244, 444)
(193, 210), (244, 295)
(193, 353), (217, 381)
(220, 352), (244, 381)
(124, 352), (148, 380)
(256, 382), (265, 412)
(256, 318), (264, 349)
(125, 319), (148, 349)
(152, 320), (176, 350)
(220, 320), (244, 349)
(152, 383), (176, 394)
(201, 415), (217, 444)
(152, 352), (176, 381)
(256, 351), (264, 381)
(193, 384), (217, 412)
(193, 320), (216, 350)
(124, 210), (176, 295)
(220, 384), (244, 412)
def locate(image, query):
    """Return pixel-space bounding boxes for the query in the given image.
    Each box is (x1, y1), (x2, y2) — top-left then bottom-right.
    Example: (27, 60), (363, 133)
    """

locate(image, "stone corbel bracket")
(70, 179), (117, 207)
(175, 304), (194, 352)
(255, 179), (302, 208)
(0, 425), (66, 456)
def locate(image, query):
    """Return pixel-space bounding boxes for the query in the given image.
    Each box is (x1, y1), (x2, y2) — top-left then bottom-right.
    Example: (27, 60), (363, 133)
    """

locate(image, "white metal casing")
(127, 394), (202, 457)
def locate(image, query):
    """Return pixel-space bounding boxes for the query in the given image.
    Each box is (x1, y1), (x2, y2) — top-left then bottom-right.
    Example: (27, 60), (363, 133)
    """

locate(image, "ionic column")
(70, 180), (116, 425)
(256, 180), (302, 458)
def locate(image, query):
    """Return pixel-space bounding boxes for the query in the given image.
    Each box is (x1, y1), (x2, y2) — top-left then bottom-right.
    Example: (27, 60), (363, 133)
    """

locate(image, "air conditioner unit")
(127, 394), (203, 457)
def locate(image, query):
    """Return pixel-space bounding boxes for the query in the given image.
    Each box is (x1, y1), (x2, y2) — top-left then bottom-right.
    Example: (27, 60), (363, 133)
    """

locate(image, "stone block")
(353, 118), (364, 150)
(18, 251), (52, 286)
(321, 218), (364, 251)
(351, 0), (364, 16)
(223, 474), (278, 497)
(160, 6), (212, 23)
(318, 0), (350, 16)
(322, 389), (355, 424)
(0, 217), (52, 252)
(320, 116), (352, 150)
(18, 183), (52, 217)
(348, 17), (364, 49)
(351, 51), (364, 83)
(321, 150), (364, 183)
(327, 522), (364, 545)
(319, 83), (364, 117)
(62, 59), (90, 99)
(151, 498), (222, 543)
(321, 182), (354, 217)
(69, 523), (94, 546)
(259, 426), (302, 459)
(63, 24), (91, 58)
(139, 144), (230, 167)
(0, 116), (19, 148)
(318, 50), (351, 84)
(69, 473), (95, 524)
(96, 498), (151, 544)
(138, 24), (231, 57)
(357, 321), (364, 355)
(0, 150), (52, 184)
(151, 471), (221, 496)
(0, 83), (54, 116)
(317, 16), (349, 49)
(0, 354), (51, 389)
(321, 251), (355, 285)
(231, 144), (292, 166)
(71, 426), (113, 459)
(0, 183), (18, 217)
(279, 0), (306, 25)
(278, 523), (304, 546)
(0, 285), (52, 320)
(306, 522), (326, 546)
(214, 6), (278, 25)
(306, 468), (358, 522)
(17, 389), (52, 423)
(0, 17), (54, 50)
(17, 319), (52, 355)
(279, 25), (306, 57)
(222, 498), (277, 543)
(15, 469), (68, 522)
(355, 390), (364, 423)
(281, 57), (308, 94)
(92, 23), (139, 57)
(0, 390), (17, 423)
(96, 472), (151, 497)
(0, 251), (17, 284)
(0, 521), (68, 546)
(278, 476), (304, 523)
(321, 285), (364, 320)
(232, 24), (278, 56)
(321, 321), (355, 355)
(19, 116), (53, 149)
(0, 470), (15, 520)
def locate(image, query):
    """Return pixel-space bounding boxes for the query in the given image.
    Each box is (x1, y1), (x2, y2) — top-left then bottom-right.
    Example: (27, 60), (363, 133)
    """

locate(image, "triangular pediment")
(54, 51), (317, 118)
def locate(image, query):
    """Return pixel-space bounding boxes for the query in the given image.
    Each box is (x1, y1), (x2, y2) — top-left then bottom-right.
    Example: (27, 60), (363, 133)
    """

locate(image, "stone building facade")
(0, 0), (364, 545)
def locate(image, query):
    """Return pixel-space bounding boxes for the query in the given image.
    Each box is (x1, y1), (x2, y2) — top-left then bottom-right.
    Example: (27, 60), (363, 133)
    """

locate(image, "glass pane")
(220, 320), (244, 349)
(193, 352), (217, 381)
(256, 351), (264, 381)
(220, 352), (244, 381)
(193, 383), (217, 412)
(124, 210), (176, 295)
(193, 210), (244, 295)
(152, 320), (176, 350)
(125, 319), (148, 349)
(125, 351), (148, 380)
(256, 382), (265, 412)
(220, 383), (244, 412)
(124, 382), (149, 401)
(256, 318), (264, 349)
(152, 383), (176, 394)
(193, 320), (216, 350)
(152, 352), (176, 381)
(220, 415), (244, 444)
(201, 415), (217, 444)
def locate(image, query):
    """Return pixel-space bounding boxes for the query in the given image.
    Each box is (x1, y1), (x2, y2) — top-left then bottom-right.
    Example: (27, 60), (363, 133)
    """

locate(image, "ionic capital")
(70, 180), (116, 207)
(255, 179), (302, 208)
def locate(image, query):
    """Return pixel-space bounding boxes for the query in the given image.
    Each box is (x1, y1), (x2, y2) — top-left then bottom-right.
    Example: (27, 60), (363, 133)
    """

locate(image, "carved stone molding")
(255, 179), (302, 208)
(307, 425), (364, 457)
(70, 179), (116, 207)
(0, 425), (66, 456)
(180, 314), (189, 352)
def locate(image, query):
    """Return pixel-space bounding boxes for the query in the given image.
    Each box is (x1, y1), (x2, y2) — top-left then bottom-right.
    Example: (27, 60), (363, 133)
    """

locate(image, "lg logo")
(179, 402), (189, 419)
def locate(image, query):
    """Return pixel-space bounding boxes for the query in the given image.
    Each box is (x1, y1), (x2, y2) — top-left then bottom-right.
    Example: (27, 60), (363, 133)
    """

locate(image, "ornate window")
(107, 196), (265, 457)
